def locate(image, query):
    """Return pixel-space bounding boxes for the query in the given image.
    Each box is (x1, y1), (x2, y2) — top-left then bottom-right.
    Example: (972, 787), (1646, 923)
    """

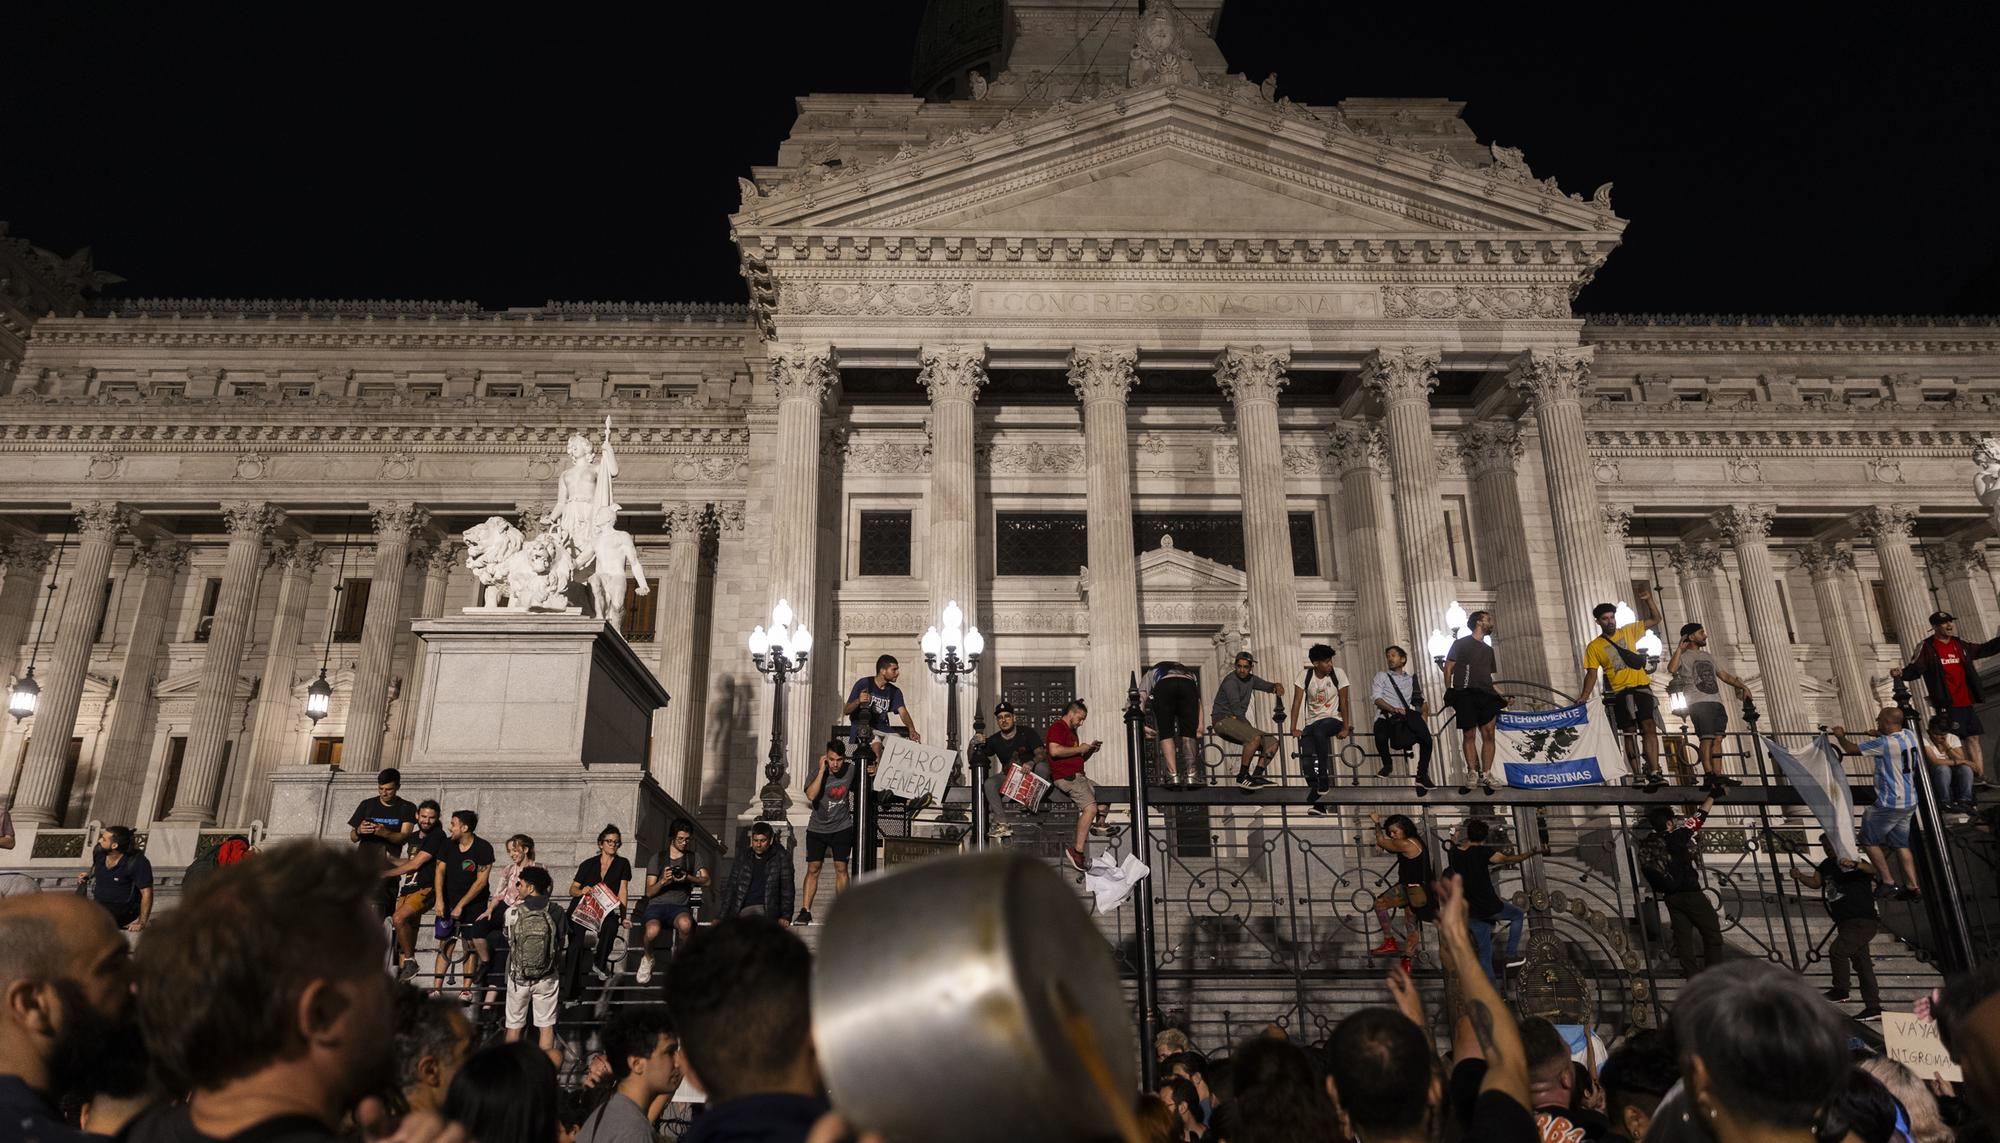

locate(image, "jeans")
(1469, 901), (1528, 983)
(1829, 917), (1880, 1008)
(1299, 718), (1342, 790)
(1374, 717), (1435, 783)
(1930, 762), (1975, 805)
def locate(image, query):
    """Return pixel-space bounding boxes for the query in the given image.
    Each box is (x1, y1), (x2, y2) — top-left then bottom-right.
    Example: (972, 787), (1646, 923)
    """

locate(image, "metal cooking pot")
(813, 850), (1137, 1142)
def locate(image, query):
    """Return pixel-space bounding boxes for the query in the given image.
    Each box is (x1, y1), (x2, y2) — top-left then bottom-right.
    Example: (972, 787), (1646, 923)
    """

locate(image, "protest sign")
(875, 734), (957, 804)
(1885, 1012), (1963, 1083)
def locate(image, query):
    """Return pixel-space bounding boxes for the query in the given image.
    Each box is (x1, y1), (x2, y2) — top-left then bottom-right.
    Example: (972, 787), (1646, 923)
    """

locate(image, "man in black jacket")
(1636, 793), (1723, 978)
(1892, 610), (2000, 782)
(720, 823), (794, 925)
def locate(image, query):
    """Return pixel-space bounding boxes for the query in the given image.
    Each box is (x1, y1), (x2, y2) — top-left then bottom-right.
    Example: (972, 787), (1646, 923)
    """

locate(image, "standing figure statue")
(1977, 439), (2000, 534)
(551, 415), (620, 574)
(588, 504), (649, 628)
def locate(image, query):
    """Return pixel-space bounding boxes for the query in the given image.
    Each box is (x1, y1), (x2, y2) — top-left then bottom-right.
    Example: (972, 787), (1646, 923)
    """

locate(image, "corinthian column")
(768, 345), (837, 779)
(1856, 505), (1929, 659)
(1601, 506), (1634, 596)
(239, 539), (322, 826)
(1929, 542), (2000, 638)
(1462, 421), (1549, 687)
(1217, 345), (1302, 681)
(342, 503), (428, 774)
(172, 502), (281, 822)
(0, 538), (51, 694)
(1669, 542), (1742, 733)
(653, 501), (709, 804)
(1363, 347), (1453, 697)
(1509, 348), (1615, 644)
(1331, 421), (1400, 669)
(919, 344), (987, 747)
(1713, 505), (1806, 734)
(14, 502), (132, 825)
(1072, 346), (1143, 783)
(1799, 543), (1876, 727)
(390, 540), (460, 768)
(92, 540), (187, 824)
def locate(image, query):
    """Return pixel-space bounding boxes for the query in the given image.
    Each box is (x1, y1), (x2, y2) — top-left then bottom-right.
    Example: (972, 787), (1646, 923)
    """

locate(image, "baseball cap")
(1679, 622), (1703, 639)
(993, 701), (1016, 714)
(1931, 611), (1956, 626)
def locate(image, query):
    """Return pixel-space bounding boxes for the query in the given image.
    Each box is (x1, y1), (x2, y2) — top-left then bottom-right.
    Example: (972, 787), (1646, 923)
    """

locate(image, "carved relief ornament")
(221, 501), (283, 538)
(1795, 542), (1855, 578)
(777, 281), (972, 317)
(1329, 420), (1387, 474)
(1459, 421), (1523, 474)
(73, 501), (134, 539)
(1855, 504), (1918, 543)
(1507, 347), (1594, 406)
(1214, 345), (1291, 405)
(1067, 345), (1139, 404)
(768, 344), (838, 405)
(4, 536), (51, 576)
(1361, 346), (1441, 405)
(1667, 543), (1723, 576)
(1711, 504), (1775, 544)
(916, 344), (988, 403)
(1382, 284), (1571, 320)
(271, 538), (323, 576)
(138, 540), (190, 579)
(370, 501), (431, 539)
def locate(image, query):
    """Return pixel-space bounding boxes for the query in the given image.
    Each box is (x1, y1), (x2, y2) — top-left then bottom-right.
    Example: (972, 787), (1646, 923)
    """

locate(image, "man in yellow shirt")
(1579, 587), (1664, 785)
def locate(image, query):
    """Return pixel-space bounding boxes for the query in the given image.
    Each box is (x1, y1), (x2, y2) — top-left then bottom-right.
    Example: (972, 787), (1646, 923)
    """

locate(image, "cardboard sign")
(1000, 762), (1051, 809)
(1884, 1012), (1963, 1083)
(1499, 702), (1629, 788)
(875, 735), (958, 803)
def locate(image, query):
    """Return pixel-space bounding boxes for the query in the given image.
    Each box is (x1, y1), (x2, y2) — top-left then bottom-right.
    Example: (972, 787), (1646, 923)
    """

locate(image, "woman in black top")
(568, 824), (631, 979)
(1366, 813), (1435, 968)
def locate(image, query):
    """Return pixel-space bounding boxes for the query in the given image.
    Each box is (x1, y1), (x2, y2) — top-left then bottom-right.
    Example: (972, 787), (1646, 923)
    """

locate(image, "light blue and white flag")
(1763, 733), (1860, 862)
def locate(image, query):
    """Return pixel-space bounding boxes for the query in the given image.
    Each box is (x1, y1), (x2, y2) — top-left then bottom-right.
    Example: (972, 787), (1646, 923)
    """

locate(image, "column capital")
(1360, 346), (1441, 405)
(1506, 346), (1595, 406)
(369, 501), (431, 539)
(663, 500), (708, 541)
(136, 539), (190, 579)
(1796, 541), (1856, 578)
(714, 501), (747, 535)
(1214, 345), (1291, 406)
(4, 536), (51, 576)
(1928, 540), (1985, 578)
(417, 541), (463, 576)
(270, 538), (323, 575)
(1458, 420), (1523, 475)
(1330, 419), (1386, 475)
(1600, 505), (1632, 541)
(1067, 344), (1139, 404)
(220, 501), (283, 539)
(916, 343), (988, 404)
(1855, 504), (1919, 543)
(1712, 504), (1776, 544)
(768, 343), (838, 405)
(73, 501), (135, 540)
(515, 501), (551, 537)
(1668, 542), (1724, 576)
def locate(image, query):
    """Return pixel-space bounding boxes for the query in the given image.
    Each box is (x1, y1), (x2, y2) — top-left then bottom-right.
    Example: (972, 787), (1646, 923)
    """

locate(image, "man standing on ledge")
(347, 767), (414, 920)
(1443, 611), (1505, 795)
(1212, 652), (1289, 792)
(844, 654), (920, 760)
(1580, 589), (1665, 786)
(1666, 622), (1750, 791)
(1893, 610), (2000, 784)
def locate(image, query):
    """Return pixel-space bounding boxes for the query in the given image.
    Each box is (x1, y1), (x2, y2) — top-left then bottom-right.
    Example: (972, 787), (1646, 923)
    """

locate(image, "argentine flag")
(1763, 733), (1860, 862)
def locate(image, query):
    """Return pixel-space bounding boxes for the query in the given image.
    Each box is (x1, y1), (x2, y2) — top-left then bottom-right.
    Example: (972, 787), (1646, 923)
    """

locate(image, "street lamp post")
(922, 600), (985, 846)
(749, 598), (812, 822)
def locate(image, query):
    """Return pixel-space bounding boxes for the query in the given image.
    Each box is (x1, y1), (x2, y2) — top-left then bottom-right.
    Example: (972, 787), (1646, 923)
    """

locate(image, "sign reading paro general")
(975, 286), (1380, 319)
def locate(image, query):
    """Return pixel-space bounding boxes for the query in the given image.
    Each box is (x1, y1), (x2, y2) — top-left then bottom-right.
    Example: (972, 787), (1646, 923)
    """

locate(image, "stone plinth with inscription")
(267, 613), (678, 864)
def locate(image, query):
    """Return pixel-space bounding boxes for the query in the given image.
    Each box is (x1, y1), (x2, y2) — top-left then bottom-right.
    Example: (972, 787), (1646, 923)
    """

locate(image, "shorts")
(1214, 714), (1277, 752)
(397, 886), (435, 915)
(805, 828), (857, 864)
(642, 900), (692, 928)
(1151, 678), (1201, 740)
(1689, 702), (1727, 740)
(1606, 688), (1658, 731)
(1449, 688), (1504, 730)
(460, 912), (499, 940)
(1942, 706), (1986, 739)
(505, 974), (558, 1030)
(1053, 773), (1098, 810)
(1861, 804), (1915, 849)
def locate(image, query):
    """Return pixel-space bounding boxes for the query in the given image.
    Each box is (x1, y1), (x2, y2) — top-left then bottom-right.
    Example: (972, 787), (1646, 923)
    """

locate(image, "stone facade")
(0, 4), (1995, 848)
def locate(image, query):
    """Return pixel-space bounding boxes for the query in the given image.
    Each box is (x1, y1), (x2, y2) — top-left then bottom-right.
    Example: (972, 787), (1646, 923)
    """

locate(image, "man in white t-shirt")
(1289, 643), (1351, 807)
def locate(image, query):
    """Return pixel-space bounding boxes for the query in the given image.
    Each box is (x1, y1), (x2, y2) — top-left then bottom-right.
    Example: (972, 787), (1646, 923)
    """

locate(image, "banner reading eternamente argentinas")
(1497, 702), (1629, 788)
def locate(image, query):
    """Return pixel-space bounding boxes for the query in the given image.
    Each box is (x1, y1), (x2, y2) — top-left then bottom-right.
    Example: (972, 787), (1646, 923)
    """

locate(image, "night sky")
(8, 3), (1996, 316)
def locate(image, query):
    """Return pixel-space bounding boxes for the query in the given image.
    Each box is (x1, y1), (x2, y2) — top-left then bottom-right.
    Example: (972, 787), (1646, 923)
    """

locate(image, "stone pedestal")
(266, 613), (678, 865)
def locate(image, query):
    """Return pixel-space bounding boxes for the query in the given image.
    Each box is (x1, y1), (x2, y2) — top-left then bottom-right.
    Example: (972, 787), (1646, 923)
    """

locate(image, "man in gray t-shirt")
(795, 739), (859, 925)
(1667, 622), (1749, 789)
(1211, 652), (1291, 791)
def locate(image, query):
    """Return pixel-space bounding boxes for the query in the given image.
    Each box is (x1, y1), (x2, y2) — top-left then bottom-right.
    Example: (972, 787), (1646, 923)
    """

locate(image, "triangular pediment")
(1135, 537), (1247, 590)
(737, 84), (1624, 240)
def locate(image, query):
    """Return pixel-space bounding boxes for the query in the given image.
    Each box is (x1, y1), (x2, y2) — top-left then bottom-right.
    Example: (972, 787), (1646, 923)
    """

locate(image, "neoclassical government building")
(1, 0), (1994, 850)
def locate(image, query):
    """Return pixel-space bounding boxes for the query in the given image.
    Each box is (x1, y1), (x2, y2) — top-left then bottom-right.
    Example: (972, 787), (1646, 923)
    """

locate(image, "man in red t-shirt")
(1893, 611), (2000, 781)
(1045, 699), (1112, 871)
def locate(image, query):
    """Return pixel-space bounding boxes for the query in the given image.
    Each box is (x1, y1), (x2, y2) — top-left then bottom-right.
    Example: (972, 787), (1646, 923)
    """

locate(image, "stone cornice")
(24, 315), (754, 352)
(750, 234), (1609, 271)
(0, 420), (748, 453)
(1582, 315), (2000, 355)
(90, 299), (748, 320)
(1587, 427), (1990, 457)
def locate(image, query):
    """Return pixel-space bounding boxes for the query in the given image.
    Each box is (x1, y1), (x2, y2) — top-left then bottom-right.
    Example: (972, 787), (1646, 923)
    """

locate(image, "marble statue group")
(464, 416), (650, 625)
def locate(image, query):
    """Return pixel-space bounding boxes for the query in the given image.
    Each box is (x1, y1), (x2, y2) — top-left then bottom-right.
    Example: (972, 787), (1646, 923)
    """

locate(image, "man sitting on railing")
(1831, 710), (1925, 902)
(1921, 717), (1980, 816)
(972, 703), (1042, 840)
(1370, 646), (1434, 794)
(1212, 652), (1289, 792)
(1046, 701), (1112, 871)
(1292, 643), (1352, 808)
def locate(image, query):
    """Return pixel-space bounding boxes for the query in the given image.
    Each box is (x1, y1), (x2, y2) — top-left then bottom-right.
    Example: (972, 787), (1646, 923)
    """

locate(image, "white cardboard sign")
(1884, 1012), (1963, 1083)
(873, 735), (957, 804)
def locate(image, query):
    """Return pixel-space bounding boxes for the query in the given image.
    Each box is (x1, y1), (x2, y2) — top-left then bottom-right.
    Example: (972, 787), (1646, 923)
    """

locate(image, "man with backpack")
(1635, 792), (1723, 977)
(504, 865), (562, 1058)
(1580, 589), (1665, 786)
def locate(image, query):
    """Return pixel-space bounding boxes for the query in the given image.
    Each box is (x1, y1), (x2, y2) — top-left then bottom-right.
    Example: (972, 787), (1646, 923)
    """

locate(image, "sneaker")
(1480, 778), (1495, 796)
(1399, 956), (1415, 975)
(635, 955), (654, 985)
(1457, 776), (1474, 795)
(1504, 955), (1528, 969)
(1873, 882), (1899, 900)
(1856, 1008), (1884, 1023)
(1641, 771), (1666, 790)
(1064, 846), (1087, 872)
(1236, 772), (1256, 791)
(1716, 776), (1743, 787)
(396, 959), (420, 983)
(1377, 762), (1393, 778)
(1246, 772), (1276, 790)
(1368, 938), (1401, 956)
(794, 909), (813, 926)
(1090, 819), (1114, 837)
(1823, 988), (1851, 1002)
(1414, 779), (1432, 798)
(1307, 801), (1335, 817)
(988, 823), (1013, 839)
(590, 965), (609, 982)
(1895, 887), (1922, 902)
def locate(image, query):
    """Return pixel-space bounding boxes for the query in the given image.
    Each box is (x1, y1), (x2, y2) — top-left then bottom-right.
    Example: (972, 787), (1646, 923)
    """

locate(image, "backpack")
(509, 903), (562, 982)
(182, 835), (251, 895)
(1635, 829), (1688, 895)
